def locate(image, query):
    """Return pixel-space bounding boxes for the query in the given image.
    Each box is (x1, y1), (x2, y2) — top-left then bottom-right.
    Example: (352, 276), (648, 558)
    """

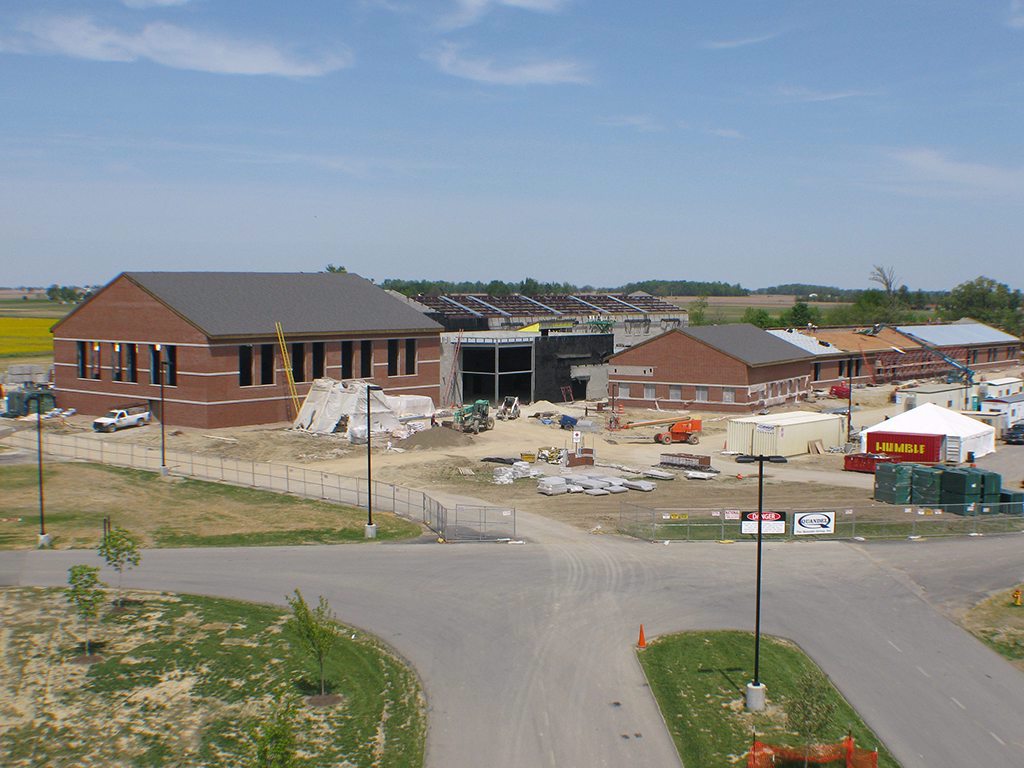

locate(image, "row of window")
(615, 383), (735, 403)
(238, 338), (418, 387)
(76, 342), (177, 386)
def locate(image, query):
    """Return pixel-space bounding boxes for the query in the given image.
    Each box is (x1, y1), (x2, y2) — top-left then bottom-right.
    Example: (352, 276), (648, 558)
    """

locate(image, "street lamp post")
(156, 345), (167, 476)
(27, 393), (50, 547)
(365, 384), (383, 538)
(736, 453), (788, 711)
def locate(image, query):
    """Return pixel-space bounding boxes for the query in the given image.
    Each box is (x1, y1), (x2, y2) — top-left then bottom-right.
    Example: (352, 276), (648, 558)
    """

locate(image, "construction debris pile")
(292, 379), (435, 442)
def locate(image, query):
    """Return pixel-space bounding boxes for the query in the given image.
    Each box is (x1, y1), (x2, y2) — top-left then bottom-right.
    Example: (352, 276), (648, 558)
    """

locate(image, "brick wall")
(607, 330), (810, 412)
(53, 275), (441, 428)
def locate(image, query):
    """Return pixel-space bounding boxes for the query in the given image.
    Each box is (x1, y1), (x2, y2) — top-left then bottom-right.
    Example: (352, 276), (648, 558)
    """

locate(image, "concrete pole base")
(745, 682), (767, 711)
(159, 466), (170, 477)
(364, 523), (378, 539)
(37, 533), (52, 549)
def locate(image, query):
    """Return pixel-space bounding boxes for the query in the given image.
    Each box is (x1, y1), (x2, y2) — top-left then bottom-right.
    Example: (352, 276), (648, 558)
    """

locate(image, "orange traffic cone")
(637, 624), (647, 649)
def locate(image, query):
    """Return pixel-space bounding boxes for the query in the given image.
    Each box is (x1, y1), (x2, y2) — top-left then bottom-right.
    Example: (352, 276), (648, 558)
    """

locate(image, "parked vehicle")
(653, 418), (703, 445)
(496, 396), (521, 420)
(1004, 428), (1024, 445)
(93, 405), (151, 433)
(452, 400), (494, 434)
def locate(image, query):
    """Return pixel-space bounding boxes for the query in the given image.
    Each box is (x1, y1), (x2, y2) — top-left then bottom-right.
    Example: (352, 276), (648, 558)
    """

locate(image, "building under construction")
(52, 272), (443, 428)
(409, 291), (686, 351)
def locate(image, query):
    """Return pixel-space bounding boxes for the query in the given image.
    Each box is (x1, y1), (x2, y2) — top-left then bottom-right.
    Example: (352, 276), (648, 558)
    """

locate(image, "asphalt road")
(3, 509), (1024, 767)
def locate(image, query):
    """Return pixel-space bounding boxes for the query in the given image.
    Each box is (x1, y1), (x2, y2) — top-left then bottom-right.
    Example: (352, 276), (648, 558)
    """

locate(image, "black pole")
(159, 357), (166, 471)
(753, 455), (764, 686)
(366, 385), (373, 528)
(34, 395), (46, 537)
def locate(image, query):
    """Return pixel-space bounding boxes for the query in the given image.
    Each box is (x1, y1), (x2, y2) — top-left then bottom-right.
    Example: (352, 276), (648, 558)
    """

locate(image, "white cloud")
(426, 42), (588, 85)
(598, 115), (665, 132)
(708, 127), (744, 139)
(701, 32), (780, 50)
(6, 16), (351, 77)
(121, 0), (193, 8)
(890, 147), (1024, 196)
(442, 0), (568, 29)
(779, 85), (873, 102)
(1009, 1), (1024, 29)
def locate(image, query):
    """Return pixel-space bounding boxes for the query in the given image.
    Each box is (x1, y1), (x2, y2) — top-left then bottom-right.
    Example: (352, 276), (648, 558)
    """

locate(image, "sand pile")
(401, 427), (475, 449)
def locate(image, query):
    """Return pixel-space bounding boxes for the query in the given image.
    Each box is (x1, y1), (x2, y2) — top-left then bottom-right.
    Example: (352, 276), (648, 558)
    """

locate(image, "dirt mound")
(402, 427), (475, 449)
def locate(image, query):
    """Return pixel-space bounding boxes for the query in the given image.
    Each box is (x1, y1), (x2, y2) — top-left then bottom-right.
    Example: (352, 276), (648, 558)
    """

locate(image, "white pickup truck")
(93, 406), (151, 433)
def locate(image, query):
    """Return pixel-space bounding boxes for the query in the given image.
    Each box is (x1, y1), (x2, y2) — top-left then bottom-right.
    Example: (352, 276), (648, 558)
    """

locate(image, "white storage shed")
(726, 411), (847, 457)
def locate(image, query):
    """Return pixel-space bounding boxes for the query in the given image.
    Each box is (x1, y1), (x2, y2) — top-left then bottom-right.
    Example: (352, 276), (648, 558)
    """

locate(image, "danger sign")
(741, 511), (787, 535)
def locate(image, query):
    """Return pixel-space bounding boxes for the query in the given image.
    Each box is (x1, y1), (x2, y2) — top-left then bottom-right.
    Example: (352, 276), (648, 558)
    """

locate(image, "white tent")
(293, 379), (434, 439)
(860, 402), (996, 462)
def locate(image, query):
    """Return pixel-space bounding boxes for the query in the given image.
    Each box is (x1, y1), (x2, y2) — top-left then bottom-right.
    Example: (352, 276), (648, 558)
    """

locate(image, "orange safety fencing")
(748, 735), (878, 768)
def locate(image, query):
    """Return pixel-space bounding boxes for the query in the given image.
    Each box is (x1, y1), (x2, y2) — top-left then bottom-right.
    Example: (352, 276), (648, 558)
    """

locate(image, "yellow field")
(0, 317), (54, 357)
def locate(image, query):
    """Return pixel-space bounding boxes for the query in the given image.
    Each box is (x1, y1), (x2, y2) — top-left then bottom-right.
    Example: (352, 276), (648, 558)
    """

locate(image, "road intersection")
(3, 509), (1023, 767)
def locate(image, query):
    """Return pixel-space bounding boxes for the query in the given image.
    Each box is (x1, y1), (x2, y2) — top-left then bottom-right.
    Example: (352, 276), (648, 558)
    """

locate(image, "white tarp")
(860, 402), (996, 461)
(293, 379), (434, 439)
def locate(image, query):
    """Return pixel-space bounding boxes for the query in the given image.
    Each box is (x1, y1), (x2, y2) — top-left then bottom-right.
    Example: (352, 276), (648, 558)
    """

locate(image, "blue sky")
(2, 1), (1023, 290)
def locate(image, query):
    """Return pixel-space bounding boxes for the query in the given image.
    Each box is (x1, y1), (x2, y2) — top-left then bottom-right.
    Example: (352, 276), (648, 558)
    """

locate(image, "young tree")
(688, 295), (709, 326)
(869, 264), (898, 297)
(98, 526), (141, 606)
(787, 671), (838, 768)
(66, 565), (106, 656)
(250, 702), (299, 768)
(286, 590), (341, 697)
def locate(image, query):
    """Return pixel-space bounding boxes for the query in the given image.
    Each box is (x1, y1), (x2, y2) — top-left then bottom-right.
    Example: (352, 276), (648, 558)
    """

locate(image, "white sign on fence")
(724, 509), (741, 520)
(793, 510), (835, 535)
(741, 511), (787, 535)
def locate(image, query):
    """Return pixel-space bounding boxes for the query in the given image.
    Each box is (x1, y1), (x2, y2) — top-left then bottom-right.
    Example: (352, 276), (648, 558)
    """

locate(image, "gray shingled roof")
(125, 272), (441, 338)
(682, 324), (814, 366)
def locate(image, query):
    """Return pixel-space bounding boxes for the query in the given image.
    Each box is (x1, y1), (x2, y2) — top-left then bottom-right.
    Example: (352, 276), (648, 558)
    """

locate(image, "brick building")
(607, 325), (814, 412)
(52, 272), (442, 428)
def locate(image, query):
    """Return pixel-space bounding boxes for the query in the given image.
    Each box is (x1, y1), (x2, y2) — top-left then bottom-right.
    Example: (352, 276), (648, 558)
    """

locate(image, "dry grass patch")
(0, 463), (422, 549)
(962, 585), (1024, 669)
(0, 587), (425, 768)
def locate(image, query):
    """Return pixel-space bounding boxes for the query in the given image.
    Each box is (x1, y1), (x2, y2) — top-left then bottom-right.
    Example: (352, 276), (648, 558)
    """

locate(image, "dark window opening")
(854, 358), (862, 377)
(77, 341), (87, 378)
(312, 342), (325, 379)
(388, 339), (400, 376)
(405, 338), (417, 375)
(812, 362), (821, 381)
(260, 344), (275, 385)
(165, 345), (177, 386)
(112, 344), (123, 382)
(462, 346), (496, 373)
(341, 341), (353, 379)
(498, 345), (532, 373)
(126, 344), (138, 383)
(90, 343), (101, 380)
(360, 340), (373, 378)
(150, 345), (161, 385)
(292, 342), (306, 382)
(239, 345), (254, 387)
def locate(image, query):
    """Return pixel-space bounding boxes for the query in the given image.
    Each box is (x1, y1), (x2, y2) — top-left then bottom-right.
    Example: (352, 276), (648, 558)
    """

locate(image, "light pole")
(155, 345), (167, 476)
(365, 384), (383, 538)
(27, 393), (50, 547)
(736, 453), (788, 711)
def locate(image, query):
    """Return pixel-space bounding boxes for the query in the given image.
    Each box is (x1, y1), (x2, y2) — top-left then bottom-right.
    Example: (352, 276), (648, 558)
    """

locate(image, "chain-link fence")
(5, 430), (514, 543)
(619, 501), (1024, 542)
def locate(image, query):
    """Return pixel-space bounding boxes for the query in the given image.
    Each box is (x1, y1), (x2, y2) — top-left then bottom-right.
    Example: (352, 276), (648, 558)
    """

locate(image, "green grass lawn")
(0, 463), (423, 549)
(0, 587), (425, 768)
(638, 630), (899, 767)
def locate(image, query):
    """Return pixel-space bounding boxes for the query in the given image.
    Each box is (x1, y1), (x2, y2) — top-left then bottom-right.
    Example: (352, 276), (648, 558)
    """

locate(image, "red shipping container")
(843, 453), (900, 474)
(864, 431), (944, 462)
